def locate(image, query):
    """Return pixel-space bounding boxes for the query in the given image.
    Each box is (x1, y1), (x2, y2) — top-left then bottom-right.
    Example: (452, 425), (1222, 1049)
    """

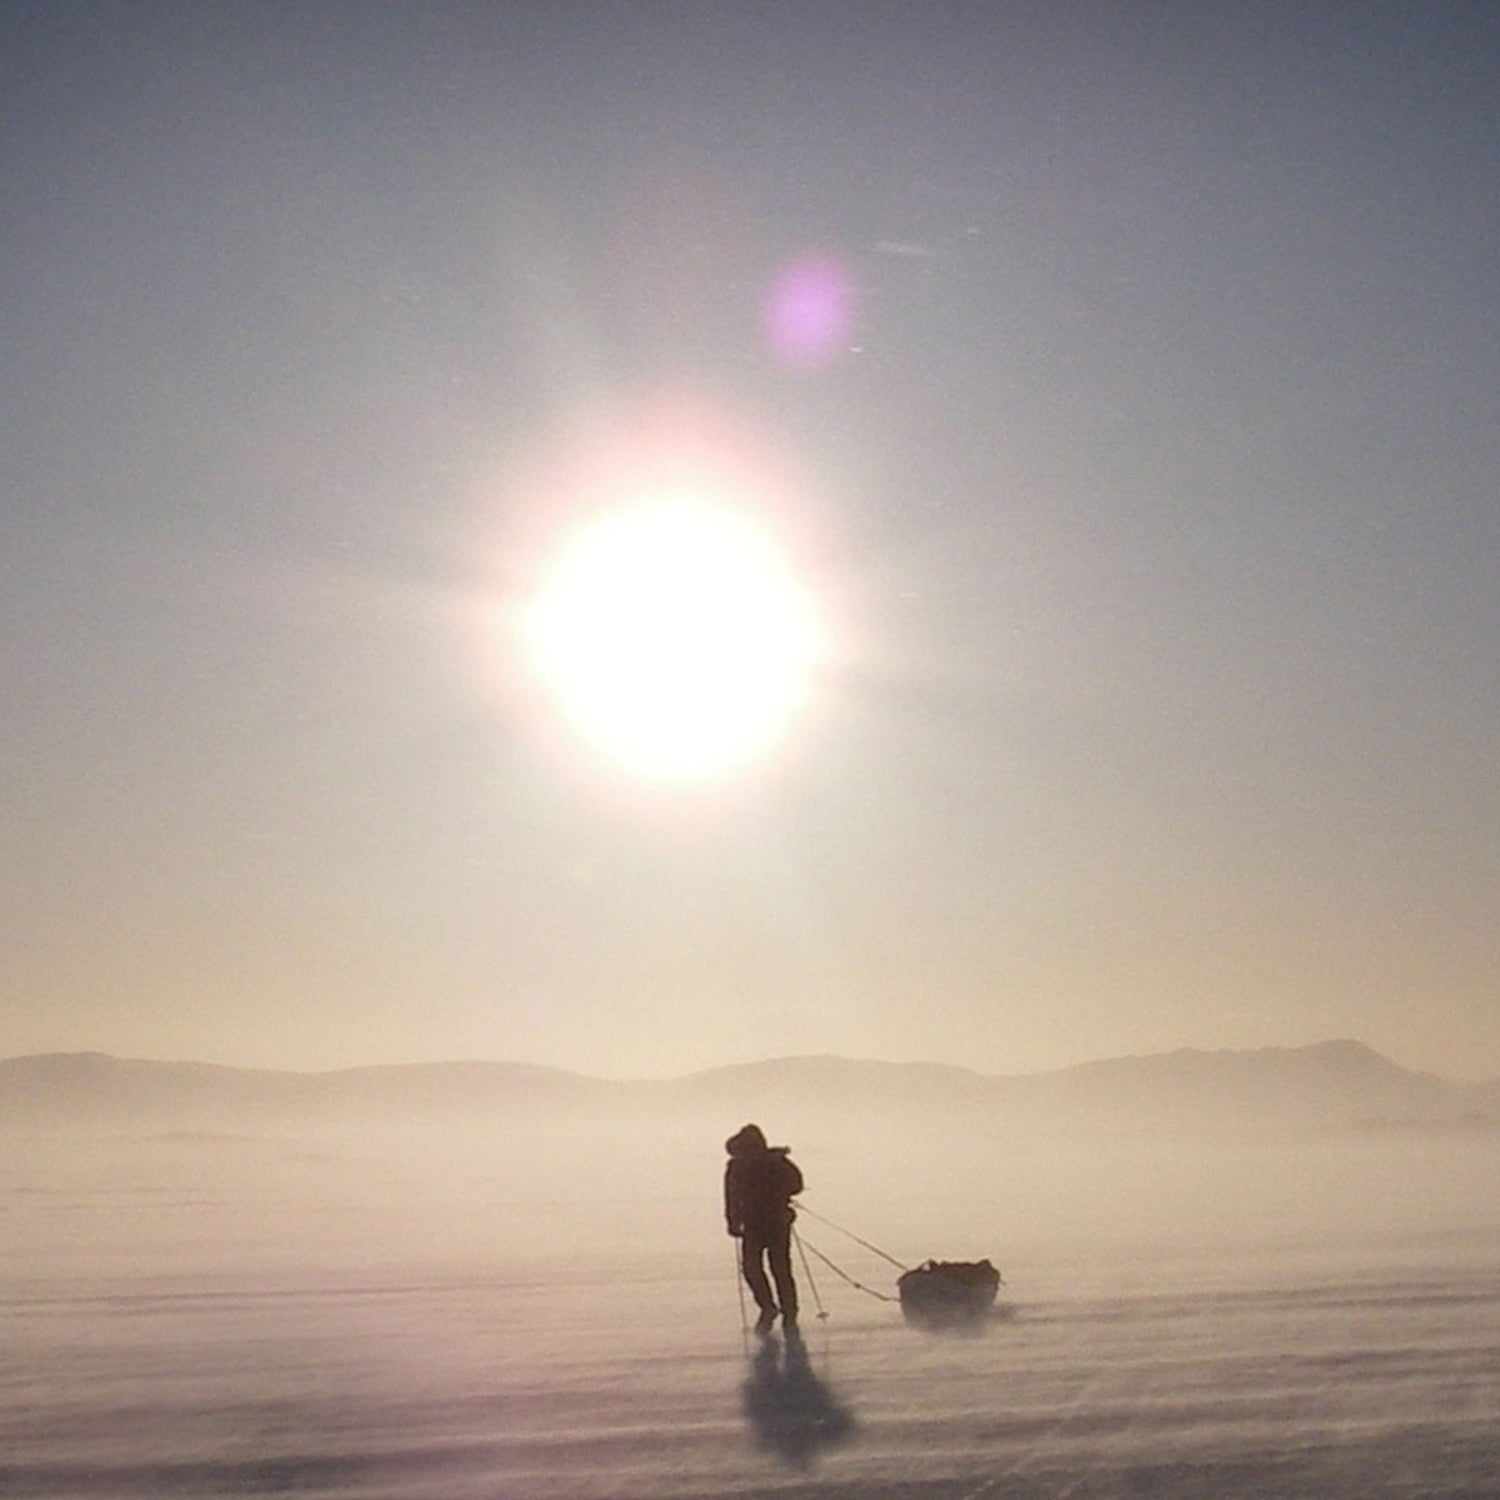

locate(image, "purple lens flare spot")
(763, 252), (857, 368)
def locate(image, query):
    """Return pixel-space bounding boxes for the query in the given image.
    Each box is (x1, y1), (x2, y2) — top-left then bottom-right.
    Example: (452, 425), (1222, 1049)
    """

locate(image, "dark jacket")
(724, 1125), (804, 1237)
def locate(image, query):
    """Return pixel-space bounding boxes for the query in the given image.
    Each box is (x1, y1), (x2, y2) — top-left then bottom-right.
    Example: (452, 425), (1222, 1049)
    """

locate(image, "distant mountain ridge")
(2, 1040), (1494, 1137)
(0, 1050), (616, 1128)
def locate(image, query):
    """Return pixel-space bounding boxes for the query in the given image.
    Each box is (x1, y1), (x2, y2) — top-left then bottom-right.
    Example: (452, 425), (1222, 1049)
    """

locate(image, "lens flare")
(763, 251), (856, 369)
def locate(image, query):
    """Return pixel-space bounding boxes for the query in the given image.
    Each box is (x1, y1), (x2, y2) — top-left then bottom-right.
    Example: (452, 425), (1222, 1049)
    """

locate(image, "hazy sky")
(4, 3), (1497, 1081)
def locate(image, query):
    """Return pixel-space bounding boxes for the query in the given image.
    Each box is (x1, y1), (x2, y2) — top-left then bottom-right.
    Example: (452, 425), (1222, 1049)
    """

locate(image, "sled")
(896, 1258), (1001, 1329)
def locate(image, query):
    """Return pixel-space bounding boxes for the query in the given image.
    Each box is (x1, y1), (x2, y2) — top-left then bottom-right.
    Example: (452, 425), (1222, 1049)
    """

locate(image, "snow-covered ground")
(4, 1128), (1498, 1498)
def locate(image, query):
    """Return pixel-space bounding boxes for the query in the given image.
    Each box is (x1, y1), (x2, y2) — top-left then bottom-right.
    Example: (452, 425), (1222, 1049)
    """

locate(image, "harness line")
(796, 1202), (912, 1272)
(795, 1233), (901, 1305)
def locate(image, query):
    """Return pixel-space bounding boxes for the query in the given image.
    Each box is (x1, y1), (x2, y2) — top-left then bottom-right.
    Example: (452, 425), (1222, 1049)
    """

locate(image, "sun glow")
(524, 497), (821, 780)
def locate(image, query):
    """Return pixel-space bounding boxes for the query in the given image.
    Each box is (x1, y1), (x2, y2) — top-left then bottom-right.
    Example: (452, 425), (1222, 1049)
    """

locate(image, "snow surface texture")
(4, 1127), (1498, 1498)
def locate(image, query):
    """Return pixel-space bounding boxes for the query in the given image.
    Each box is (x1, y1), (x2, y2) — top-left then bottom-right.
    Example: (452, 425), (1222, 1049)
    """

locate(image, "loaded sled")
(896, 1259), (1002, 1330)
(791, 1204), (1009, 1331)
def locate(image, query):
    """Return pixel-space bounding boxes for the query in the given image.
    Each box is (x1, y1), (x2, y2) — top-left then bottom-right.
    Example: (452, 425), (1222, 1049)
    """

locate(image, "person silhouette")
(724, 1123), (803, 1334)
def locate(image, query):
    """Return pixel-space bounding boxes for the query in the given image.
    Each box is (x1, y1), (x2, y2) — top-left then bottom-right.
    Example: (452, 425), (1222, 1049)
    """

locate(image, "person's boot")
(754, 1306), (778, 1335)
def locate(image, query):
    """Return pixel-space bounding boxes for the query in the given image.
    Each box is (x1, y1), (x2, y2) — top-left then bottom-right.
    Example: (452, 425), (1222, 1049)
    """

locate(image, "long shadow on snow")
(741, 1325), (857, 1469)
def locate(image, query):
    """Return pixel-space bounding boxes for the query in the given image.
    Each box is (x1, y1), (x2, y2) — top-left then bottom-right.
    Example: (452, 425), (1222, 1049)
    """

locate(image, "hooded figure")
(724, 1123), (804, 1333)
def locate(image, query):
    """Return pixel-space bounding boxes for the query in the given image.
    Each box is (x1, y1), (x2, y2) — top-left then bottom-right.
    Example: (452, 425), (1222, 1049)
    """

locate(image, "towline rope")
(795, 1233), (900, 1305)
(796, 1203), (912, 1273)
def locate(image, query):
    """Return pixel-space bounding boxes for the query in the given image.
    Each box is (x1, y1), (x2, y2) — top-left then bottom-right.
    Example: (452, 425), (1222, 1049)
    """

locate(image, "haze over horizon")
(4, 6), (1498, 1084)
(2, 1034), (1489, 1092)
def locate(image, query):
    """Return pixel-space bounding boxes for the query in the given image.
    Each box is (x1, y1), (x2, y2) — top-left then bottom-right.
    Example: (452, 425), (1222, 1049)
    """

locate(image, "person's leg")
(739, 1232), (777, 1318)
(766, 1225), (798, 1324)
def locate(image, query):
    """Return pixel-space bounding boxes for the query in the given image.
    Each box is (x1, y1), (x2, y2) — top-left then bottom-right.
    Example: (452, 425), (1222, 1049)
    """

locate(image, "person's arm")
(724, 1162), (741, 1235)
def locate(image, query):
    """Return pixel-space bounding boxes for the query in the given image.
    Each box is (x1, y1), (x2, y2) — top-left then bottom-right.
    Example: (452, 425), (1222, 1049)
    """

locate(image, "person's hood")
(725, 1123), (768, 1155)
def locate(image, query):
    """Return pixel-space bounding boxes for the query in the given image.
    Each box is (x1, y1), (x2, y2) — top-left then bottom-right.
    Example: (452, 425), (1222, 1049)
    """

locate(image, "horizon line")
(4, 1036), (1474, 1085)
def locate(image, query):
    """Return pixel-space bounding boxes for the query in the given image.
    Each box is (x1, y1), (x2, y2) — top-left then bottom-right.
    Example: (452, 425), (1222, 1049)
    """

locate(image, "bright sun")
(523, 498), (821, 780)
